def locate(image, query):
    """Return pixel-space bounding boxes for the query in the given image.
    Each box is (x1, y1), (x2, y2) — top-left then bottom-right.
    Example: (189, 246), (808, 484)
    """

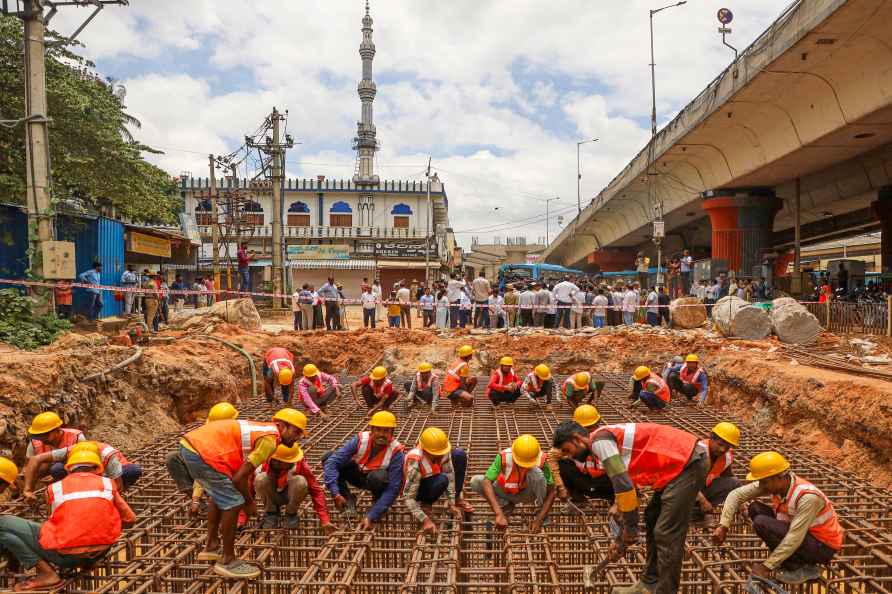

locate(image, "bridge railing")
(804, 299), (891, 336)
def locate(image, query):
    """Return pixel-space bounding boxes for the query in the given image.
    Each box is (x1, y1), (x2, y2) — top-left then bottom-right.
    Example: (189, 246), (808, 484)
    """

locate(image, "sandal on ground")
(196, 549), (221, 561)
(213, 559), (261, 579)
(14, 577), (64, 592)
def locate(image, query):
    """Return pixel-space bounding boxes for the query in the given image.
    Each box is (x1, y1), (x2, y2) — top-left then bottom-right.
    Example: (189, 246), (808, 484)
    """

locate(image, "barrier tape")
(0, 278), (820, 311)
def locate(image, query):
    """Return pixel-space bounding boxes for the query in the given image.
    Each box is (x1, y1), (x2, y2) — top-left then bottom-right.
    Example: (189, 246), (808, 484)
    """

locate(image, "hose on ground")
(83, 346), (144, 382)
(196, 334), (258, 400)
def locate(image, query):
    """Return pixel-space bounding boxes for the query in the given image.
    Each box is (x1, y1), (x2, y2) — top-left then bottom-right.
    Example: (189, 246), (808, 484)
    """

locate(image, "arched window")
(241, 200), (264, 226)
(392, 203), (412, 229)
(287, 201), (311, 227)
(195, 199), (213, 226)
(330, 201), (353, 227)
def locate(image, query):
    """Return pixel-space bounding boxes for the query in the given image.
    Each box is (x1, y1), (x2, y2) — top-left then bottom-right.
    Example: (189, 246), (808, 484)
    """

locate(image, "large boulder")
(670, 297), (708, 329)
(771, 297), (822, 345)
(169, 298), (262, 331)
(712, 296), (771, 340)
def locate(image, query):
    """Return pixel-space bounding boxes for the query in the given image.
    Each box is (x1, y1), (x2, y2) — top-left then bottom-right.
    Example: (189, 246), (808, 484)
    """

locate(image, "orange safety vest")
(352, 431), (404, 472)
(38, 472), (121, 551)
(562, 377), (590, 398)
(32, 428), (85, 456)
(403, 446), (442, 478)
(441, 359), (469, 395)
(184, 420), (281, 477)
(524, 372), (544, 394)
(497, 447), (547, 495)
(573, 455), (605, 478)
(415, 371), (438, 391)
(299, 375), (323, 392)
(772, 475), (844, 551)
(366, 377), (393, 400)
(255, 461), (296, 491)
(680, 366), (706, 391)
(698, 439), (731, 487)
(642, 372), (670, 403)
(265, 347), (295, 375)
(590, 423), (697, 490)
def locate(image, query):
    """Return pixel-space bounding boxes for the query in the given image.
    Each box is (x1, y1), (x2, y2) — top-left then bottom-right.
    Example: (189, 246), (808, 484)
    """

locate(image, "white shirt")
(489, 295), (503, 315)
(518, 290), (534, 308)
(622, 289), (639, 313)
(592, 294), (608, 317)
(459, 292), (472, 310)
(646, 290), (659, 314)
(420, 294), (434, 310)
(361, 292), (377, 310)
(570, 291), (584, 314)
(544, 290), (557, 315)
(291, 291), (301, 312)
(552, 281), (579, 303)
(680, 255), (692, 272)
(471, 276), (491, 301)
(372, 283), (382, 298)
(446, 279), (464, 302)
(396, 287), (411, 303)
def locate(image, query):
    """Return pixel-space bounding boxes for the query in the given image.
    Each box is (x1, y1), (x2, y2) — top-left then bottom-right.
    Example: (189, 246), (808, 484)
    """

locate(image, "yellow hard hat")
(271, 443), (304, 464)
(573, 372), (591, 390)
(65, 449), (103, 472)
(278, 367), (294, 386)
(418, 362), (433, 373)
(685, 354), (699, 363)
(457, 345), (475, 358)
(499, 356), (514, 367)
(370, 366), (388, 381)
(746, 451), (790, 481)
(303, 363), (319, 378)
(419, 427), (451, 456)
(632, 366), (651, 381)
(0, 457), (18, 485)
(207, 402), (239, 422)
(534, 364), (551, 381)
(273, 408), (308, 432)
(511, 434), (542, 468)
(369, 410), (397, 429)
(28, 412), (63, 435)
(573, 404), (601, 428)
(712, 422), (740, 447)
(69, 441), (100, 456)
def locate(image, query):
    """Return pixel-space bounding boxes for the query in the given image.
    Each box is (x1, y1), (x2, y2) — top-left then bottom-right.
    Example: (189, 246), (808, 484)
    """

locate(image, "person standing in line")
(311, 285), (323, 329)
(570, 287), (584, 329)
(635, 251), (651, 292)
(297, 284), (314, 331)
(159, 277), (170, 324)
(532, 283), (546, 327)
(488, 288), (505, 329)
(681, 249), (693, 294)
(471, 270), (491, 328)
(291, 287), (302, 331)
(544, 285), (558, 328)
(77, 261), (103, 322)
(646, 286), (660, 326)
(337, 285), (349, 331)
(318, 277), (341, 331)
(387, 292), (402, 328)
(361, 284), (377, 329)
(503, 284), (518, 328)
(436, 290), (449, 329)
(53, 279), (73, 320)
(458, 290), (472, 328)
(610, 283), (625, 326)
(372, 279), (384, 323)
(237, 242), (253, 294)
(552, 276), (579, 329)
(622, 283), (638, 326)
(419, 287), (435, 328)
(517, 284), (534, 327)
(121, 264), (138, 316)
(657, 285), (671, 327)
(204, 275), (216, 307)
(582, 284), (594, 327)
(592, 288), (608, 328)
(446, 273), (464, 329)
(192, 276), (207, 308)
(396, 282), (413, 329)
(142, 273), (160, 333)
(171, 274), (186, 312)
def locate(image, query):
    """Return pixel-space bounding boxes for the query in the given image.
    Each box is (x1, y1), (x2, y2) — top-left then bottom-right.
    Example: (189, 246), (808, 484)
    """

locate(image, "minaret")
(353, 0), (379, 186)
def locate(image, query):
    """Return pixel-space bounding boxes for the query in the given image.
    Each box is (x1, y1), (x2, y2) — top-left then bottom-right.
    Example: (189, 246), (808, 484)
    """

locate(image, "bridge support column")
(702, 189), (782, 277)
(872, 187), (892, 275)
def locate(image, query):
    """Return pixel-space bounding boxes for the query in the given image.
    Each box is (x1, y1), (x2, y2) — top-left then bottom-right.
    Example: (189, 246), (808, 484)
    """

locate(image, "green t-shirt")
(484, 453), (553, 485)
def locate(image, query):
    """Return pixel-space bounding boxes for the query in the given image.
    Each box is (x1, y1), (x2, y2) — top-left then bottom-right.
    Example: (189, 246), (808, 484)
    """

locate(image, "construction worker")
(551, 420), (708, 594)
(405, 362), (440, 411)
(675, 354), (708, 405)
(661, 356), (684, 396)
(23, 440), (142, 496)
(0, 448), (135, 591)
(485, 356), (522, 406)
(263, 347), (296, 403)
(440, 345), (477, 407)
(714, 452), (843, 585)
(297, 363), (339, 417)
(322, 411), (405, 531)
(469, 435), (557, 533)
(179, 408), (307, 579)
(630, 366), (670, 411)
(402, 427), (474, 535)
(562, 371), (605, 410)
(693, 422), (741, 523)
(254, 443), (334, 533)
(0, 456), (18, 495)
(25, 412), (86, 482)
(547, 405), (614, 506)
(352, 366), (400, 413)
(522, 364), (555, 412)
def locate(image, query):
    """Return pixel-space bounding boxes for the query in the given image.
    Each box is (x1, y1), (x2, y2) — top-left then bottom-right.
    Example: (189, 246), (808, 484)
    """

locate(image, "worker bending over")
(402, 427), (473, 535)
(693, 422), (741, 523)
(405, 362), (440, 411)
(668, 354), (708, 405)
(522, 364), (555, 412)
(352, 366), (400, 413)
(0, 448), (135, 591)
(714, 452), (843, 585)
(630, 366), (670, 411)
(485, 356), (522, 406)
(440, 345), (477, 407)
(552, 421), (708, 594)
(562, 371), (604, 410)
(322, 411), (405, 531)
(25, 412), (85, 482)
(23, 441), (141, 496)
(547, 405), (614, 506)
(297, 364), (338, 417)
(469, 434), (557, 533)
(255, 444), (333, 533)
(263, 347), (295, 403)
(179, 408), (307, 579)
(0, 457), (17, 496)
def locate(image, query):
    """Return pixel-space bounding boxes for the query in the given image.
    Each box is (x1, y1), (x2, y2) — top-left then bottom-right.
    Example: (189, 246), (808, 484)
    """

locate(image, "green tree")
(0, 14), (179, 223)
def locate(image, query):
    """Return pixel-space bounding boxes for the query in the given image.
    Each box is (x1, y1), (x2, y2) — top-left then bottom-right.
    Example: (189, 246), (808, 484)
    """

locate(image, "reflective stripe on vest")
(238, 420), (278, 453)
(680, 366), (705, 389)
(50, 476), (114, 514)
(352, 431), (403, 472)
(525, 372), (541, 392)
(644, 373), (670, 403)
(39, 473), (121, 551)
(404, 447), (441, 478)
(269, 358), (294, 375)
(772, 475), (844, 550)
(32, 428), (84, 456)
(497, 448), (546, 495)
(442, 360), (467, 394)
(697, 439), (732, 487)
(591, 423), (697, 490)
(573, 455), (605, 478)
(415, 372), (434, 391)
(369, 378), (393, 399)
(184, 419), (280, 477)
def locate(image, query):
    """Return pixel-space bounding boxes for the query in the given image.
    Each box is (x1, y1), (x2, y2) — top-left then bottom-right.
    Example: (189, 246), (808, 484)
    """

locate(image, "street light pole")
(576, 138), (598, 216)
(546, 196), (560, 245)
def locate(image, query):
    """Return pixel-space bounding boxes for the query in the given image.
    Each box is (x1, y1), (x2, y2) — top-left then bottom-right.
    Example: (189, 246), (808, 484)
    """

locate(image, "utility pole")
(270, 109), (284, 308)
(228, 162), (238, 291)
(208, 154), (220, 293)
(425, 156), (432, 288)
(546, 196), (560, 245)
(576, 138), (598, 217)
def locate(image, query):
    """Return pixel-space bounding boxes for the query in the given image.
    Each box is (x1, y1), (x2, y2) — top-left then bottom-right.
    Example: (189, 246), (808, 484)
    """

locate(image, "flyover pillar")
(872, 187), (892, 274)
(702, 188), (782, 277)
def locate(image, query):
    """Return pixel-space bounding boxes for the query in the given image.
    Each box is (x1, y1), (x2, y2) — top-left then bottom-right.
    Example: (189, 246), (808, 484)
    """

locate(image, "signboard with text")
(128, 231), (172, 258)
(286, 244), (351, 260)
(371, 239), (438, 259)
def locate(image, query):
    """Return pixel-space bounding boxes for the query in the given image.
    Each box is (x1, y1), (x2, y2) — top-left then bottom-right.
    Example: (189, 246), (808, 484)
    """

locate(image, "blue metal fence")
(0, 205), (29, 281)
(56, 215), (124, 318)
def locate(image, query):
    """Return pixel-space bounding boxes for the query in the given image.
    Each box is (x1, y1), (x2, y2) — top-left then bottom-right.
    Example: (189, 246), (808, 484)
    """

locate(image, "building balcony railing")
(197, 225), (428, 239)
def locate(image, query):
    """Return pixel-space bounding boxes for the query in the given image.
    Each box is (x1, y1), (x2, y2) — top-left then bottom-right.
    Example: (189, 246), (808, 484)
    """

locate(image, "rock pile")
(771, 297), (822, 345)
(712, 296), (772, 340)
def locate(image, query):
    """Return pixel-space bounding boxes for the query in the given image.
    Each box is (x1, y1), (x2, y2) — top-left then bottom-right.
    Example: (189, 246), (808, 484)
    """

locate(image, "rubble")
(168, 298), (262, 331)
(712, 296), (771, 340)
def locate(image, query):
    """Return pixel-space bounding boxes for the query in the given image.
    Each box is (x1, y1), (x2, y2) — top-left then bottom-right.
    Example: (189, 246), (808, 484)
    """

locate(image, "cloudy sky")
(53, 0), (784, 247)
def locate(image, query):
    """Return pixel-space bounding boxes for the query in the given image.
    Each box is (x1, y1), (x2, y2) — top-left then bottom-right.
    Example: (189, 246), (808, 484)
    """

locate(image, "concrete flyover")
(543, 0), (892, 276)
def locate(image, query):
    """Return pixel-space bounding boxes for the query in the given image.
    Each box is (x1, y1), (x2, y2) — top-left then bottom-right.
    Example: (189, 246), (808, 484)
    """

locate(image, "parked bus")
(497, 263), (585, 290)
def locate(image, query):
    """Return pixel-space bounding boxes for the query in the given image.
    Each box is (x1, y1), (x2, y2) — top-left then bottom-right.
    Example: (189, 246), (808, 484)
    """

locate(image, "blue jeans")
(389, 315), (401, 327)
(639, 391), (667, 411)
(623, 311), (635, 325)
(647, 311), (660, 326)
(594, 315), (605, 328)
(180, 445), (244, 510)
(0, 515), (98, 570)
(238, 267), (251, 293)
(86, 292), (103, 321)
(449, 303), (460, 328)
(415, 449), (467, 504)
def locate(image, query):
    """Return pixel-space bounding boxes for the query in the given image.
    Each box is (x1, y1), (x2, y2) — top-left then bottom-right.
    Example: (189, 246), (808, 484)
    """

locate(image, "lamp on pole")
(577, 138), (599, 216)
(545, 196), (560, 245)
(648, 0), (686, 285)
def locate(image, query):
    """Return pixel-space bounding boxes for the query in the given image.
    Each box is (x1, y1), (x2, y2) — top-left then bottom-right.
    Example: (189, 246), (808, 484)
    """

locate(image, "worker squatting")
(0, 346), (845, 593)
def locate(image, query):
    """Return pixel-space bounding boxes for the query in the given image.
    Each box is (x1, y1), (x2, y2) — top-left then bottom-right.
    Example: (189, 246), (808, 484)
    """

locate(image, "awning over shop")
(287, 259), (376, 270)
(376, 260), (440, 269)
